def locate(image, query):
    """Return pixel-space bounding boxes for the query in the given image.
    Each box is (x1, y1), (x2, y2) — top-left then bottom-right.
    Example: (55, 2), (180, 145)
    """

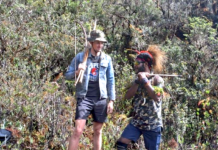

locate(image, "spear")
(148, 74), (182, 77)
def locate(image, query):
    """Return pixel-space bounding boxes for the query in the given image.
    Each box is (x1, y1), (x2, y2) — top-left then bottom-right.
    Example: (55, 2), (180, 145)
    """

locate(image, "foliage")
(0, 0), (218, 149)
(153, 86), (164, 95)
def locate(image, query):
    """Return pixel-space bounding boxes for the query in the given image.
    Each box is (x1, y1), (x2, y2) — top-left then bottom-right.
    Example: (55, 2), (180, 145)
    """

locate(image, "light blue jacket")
(65, 50), (116, 101)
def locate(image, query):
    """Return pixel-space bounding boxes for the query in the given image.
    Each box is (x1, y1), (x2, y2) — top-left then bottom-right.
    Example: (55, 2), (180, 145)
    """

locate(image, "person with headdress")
(65, 30), (115, 150)
(116, 45), (167, 150)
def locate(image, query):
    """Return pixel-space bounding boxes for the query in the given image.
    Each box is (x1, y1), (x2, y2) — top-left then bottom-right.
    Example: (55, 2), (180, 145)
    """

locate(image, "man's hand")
(107, 100), (114, 114)
(76, 63), (86, 76)
(137, 72), (150, 81)
(78, 63), (86, 71)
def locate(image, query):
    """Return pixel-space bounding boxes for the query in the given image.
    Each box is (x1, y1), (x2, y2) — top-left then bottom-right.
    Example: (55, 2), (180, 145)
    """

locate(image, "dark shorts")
(75, 97), (107, 123)
(121, 123), (161, 150)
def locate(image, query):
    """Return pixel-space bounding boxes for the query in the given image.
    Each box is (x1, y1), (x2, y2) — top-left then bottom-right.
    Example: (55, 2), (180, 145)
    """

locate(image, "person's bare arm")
(124, 83), (139, 100)
(138, 73), (163, 102)
(144, 83), (161, 102)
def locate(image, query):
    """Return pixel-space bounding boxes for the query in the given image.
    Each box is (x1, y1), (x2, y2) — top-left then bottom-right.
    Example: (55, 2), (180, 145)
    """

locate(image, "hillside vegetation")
(0, 0), (218, 149)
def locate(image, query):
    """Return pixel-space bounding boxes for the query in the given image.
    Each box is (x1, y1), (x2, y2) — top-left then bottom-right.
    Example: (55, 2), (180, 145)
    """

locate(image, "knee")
(73, 127), (84, 137)
(93, 128), (102, 136)
(116, 141), (128, 150)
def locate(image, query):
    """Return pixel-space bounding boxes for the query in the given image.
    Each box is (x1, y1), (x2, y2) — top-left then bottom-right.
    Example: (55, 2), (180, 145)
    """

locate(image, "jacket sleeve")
(65, 53), (81, 80)
(106, 56), (116, 101)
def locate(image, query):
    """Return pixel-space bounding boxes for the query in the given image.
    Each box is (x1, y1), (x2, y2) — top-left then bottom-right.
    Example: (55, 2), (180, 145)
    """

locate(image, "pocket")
(77, 98), (83, 105)
(100, 62), (108, 74)
(152, 126), (162, 133)
(96, 98), (107, 105)
(101, 63), (108, 68)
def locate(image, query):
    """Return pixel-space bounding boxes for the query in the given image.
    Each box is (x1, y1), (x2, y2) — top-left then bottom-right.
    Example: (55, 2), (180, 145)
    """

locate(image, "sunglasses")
(134, 61), (141, 66)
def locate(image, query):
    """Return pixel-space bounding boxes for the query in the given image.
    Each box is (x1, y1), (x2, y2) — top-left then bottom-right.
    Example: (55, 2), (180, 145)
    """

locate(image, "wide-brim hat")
(87, 30), (107, 43)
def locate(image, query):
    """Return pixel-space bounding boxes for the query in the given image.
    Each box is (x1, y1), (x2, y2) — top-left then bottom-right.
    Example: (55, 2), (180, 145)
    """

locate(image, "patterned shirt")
(131, 77), (164, 130)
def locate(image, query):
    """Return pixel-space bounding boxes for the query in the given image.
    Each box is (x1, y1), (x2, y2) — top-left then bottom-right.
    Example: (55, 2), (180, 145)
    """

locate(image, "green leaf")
(205, 90), (210, 94)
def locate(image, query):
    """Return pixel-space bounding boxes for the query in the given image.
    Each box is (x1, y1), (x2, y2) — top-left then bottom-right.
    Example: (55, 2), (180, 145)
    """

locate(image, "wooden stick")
(74, 50), (89, 85)
(74, 18), (97, 85)
(79, 70), (84, 83)
(93, 18), (97, 30)
(74, 20), (87, 46)
(74, 20), (89, 86)
(78, 49), (89, 83)
(148, 74), (182, 77)
(74, 70), (82, 86)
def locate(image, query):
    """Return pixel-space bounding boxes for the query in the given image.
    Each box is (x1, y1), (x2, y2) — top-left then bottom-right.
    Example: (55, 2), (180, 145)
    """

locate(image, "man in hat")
(116, 45), (167, 150)
(65, 30), (115, 150)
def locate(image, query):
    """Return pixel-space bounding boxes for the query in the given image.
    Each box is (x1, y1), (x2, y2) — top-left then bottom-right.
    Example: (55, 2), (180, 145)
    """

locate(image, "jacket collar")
(88, 49), (106, 60)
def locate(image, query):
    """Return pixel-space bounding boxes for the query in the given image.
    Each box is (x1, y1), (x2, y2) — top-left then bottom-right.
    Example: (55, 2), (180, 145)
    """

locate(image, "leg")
(142, 127), (161, 150)
(116, 137), (131, 150)
(68, 98), (93, 150)
(92, 98), (107, 150)
(93, 122), (104, 150)
(116, 123), (142, 150)
(68, 119), (86, 150)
